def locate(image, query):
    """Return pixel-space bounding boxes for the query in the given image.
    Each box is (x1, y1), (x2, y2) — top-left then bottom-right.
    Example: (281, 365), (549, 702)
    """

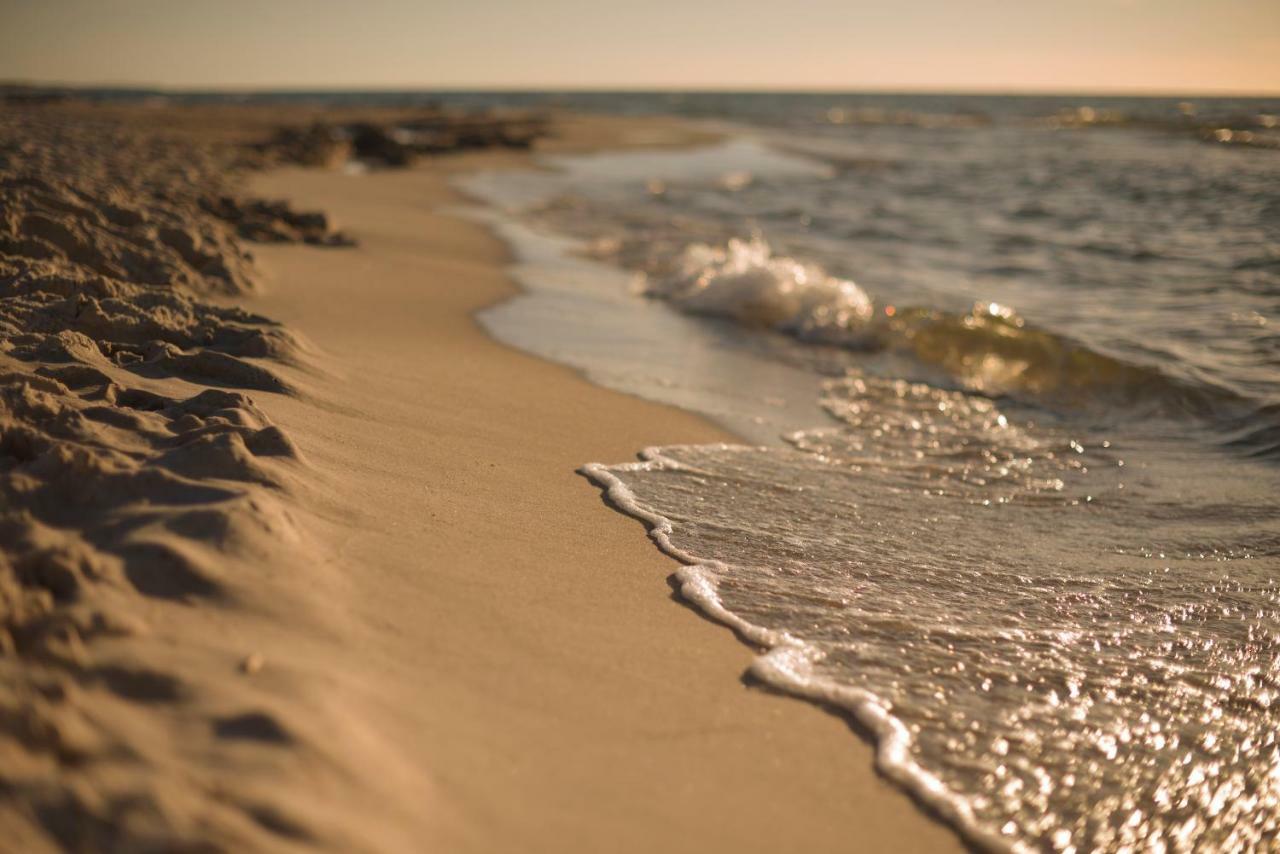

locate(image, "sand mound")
(0, 109), (352, 294)
(0, 107), (406, 851)
(0, 351), (323, 851)
(1, 257), (300, 391)
(0, 110), (255, 294)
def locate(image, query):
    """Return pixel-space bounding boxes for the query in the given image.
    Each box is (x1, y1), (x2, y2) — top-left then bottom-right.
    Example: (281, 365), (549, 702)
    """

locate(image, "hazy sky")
(2, 0), (1278, 94)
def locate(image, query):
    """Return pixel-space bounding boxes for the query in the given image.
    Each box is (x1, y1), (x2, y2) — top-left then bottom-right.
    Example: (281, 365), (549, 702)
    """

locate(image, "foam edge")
(580, 447), (1024, 854)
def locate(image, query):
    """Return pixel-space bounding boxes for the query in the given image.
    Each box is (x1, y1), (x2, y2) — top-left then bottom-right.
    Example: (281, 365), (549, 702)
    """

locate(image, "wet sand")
(244, 116), (964, 852)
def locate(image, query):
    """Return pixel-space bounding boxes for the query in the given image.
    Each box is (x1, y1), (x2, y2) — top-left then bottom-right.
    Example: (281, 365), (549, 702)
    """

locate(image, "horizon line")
(5, 79), (1280, 100)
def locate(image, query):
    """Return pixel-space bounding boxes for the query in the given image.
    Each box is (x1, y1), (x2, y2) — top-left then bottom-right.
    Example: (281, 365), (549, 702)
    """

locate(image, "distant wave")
(1036, 109), (1280, 150)
(810, 101), (1280, 151)
(819, 106), (990, 129)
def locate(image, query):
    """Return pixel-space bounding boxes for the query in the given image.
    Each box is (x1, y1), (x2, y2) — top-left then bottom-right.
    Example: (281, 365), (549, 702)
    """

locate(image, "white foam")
(452, 202), (831, 447)
(647, 237), (876, 343)
(580, 449), (1022, 854)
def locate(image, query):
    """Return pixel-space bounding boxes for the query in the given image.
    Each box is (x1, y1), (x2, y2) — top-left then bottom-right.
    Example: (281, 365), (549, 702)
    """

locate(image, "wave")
(643, 238), (1278, 451)
(808, 102), (1280, 151)
(579, 447), (1019, 853)
(821, 106), (990, 129)
(643, 237), (874, 339)
(1199, 127), (1280, 151)
(1025, 106), (1280, 149)
(582, 423), (1280, 851)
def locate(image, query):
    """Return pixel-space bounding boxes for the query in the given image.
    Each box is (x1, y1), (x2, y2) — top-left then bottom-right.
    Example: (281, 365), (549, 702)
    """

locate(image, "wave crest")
(645, 237), (875, 340)
(645, 239), (1278, 449)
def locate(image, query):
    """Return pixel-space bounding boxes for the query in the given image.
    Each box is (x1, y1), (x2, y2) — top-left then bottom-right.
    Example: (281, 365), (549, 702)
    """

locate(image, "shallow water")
(586, 378), (1280, 852)
(464, 95), (1280, 851)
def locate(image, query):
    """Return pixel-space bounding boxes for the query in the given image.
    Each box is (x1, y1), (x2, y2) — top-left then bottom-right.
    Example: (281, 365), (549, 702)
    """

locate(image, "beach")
(10, 0), (1280, 844)
(243, 118), (963, 852)
(5, 87), (1279, 852)
(0, 102), (961, 852)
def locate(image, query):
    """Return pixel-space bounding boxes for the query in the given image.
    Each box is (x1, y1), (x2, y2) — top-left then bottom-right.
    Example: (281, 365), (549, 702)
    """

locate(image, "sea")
(138, 87), (1278, 851)
(449, 92), (1280, 853)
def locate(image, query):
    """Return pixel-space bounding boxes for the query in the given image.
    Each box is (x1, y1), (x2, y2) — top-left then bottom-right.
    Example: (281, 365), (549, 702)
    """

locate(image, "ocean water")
(461, 93), (1280, 852)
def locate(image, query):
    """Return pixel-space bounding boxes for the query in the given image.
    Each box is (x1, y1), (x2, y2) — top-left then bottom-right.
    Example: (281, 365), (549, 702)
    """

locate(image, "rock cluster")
(254, 110), (549, 168)
(202, 195), (355, 246)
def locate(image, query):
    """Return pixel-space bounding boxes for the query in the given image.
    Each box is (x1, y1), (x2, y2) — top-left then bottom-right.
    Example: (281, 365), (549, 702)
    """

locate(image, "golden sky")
(2, 0), (1278, 94)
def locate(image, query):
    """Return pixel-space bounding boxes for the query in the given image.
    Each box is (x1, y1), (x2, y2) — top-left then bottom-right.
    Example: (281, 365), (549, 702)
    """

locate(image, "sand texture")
(0, 106), (421, 853)
(0, 103), (961, 852)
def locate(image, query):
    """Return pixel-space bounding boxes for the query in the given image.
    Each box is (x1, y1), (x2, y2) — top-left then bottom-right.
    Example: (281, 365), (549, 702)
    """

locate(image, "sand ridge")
(0, 106), (423, 852)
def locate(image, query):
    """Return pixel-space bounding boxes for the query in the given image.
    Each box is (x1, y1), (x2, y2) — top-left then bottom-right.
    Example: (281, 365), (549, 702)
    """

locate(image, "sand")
(245, 122), (965, 851)
(0, 104), (962, 852)
(0, 105), (416, 852)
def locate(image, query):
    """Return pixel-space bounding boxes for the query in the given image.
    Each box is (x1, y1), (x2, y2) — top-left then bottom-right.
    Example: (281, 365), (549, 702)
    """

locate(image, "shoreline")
(7, 88), (1278, 853)
(244, 115), (965, 851)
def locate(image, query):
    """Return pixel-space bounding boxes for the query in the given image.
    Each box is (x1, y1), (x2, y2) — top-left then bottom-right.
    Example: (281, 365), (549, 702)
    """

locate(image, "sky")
(1, 0), (1278, 94)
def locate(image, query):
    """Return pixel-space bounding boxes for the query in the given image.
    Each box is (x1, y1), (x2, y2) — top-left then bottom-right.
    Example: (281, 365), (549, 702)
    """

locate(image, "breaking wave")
(644, 238), (1278, 453)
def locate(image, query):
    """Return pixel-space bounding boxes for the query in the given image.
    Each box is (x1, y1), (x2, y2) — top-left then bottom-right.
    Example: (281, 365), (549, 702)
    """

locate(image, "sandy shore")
(243, 116), (964, 852)
(0, 103), (959, 851)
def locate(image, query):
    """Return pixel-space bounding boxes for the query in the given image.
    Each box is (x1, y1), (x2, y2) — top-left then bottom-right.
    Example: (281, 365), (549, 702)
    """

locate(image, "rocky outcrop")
(253, 110), (549, 169)
(201, 195), (354, 247)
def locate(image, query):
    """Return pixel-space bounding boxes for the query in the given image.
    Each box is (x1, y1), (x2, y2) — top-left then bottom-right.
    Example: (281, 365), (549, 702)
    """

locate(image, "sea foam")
(645, 237), (875, 342)
(584, 375), (1280, 852)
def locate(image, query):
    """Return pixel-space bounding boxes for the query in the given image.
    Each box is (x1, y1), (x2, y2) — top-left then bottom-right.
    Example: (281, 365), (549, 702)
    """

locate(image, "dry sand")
(0, 104), (962, 852)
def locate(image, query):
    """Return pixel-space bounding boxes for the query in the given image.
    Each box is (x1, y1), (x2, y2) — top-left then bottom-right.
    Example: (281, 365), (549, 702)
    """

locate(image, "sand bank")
(244, 115), (964, 852)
